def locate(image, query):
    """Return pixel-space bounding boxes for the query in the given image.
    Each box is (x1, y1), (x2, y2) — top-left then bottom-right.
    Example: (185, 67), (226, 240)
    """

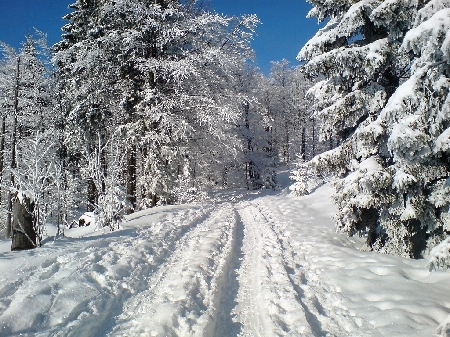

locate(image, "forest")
(0, 0), (450, 267)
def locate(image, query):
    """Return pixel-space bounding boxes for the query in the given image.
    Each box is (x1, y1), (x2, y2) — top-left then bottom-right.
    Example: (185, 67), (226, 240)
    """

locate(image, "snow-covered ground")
(1, 173), (449, 336)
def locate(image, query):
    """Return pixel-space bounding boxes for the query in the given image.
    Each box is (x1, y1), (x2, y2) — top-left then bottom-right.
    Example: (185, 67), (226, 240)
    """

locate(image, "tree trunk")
(11, 193), (36, 251)
(0, 115), (6, 214)
(100, 136), (107, 194)
(284, 118), (290, 163)
(301, 125), (306, 160)
(6, 57), (20, 238)
(243, 100), (255, 189)
(312, 117), (316, 158)
(126, 145), (137, 212)
(222, 165), (228, 189)
(140, 146), (148, 205)
(87, 177), (97, 212)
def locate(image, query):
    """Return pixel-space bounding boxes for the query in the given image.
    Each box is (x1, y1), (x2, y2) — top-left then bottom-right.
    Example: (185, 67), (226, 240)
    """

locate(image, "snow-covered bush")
(173, 176), (209, 204)
(290, 158), (325, 196)
(81, 135), (128, 231)
(428, 237), (450, 271)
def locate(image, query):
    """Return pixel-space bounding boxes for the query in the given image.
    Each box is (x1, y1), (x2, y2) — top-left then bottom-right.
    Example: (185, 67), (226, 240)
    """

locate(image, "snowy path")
(110, 203), (238, 336)
(1, 183), (450, 336)
(232, 201), (312, 336)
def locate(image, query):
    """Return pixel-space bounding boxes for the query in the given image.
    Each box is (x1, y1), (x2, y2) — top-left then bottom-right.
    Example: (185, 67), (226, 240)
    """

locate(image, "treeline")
(0, 0), (318, 240)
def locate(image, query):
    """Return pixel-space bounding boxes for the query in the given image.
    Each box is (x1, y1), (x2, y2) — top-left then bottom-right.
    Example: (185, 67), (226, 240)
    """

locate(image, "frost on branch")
(428, 237), (450, 271)
(300, 0), (384, 60)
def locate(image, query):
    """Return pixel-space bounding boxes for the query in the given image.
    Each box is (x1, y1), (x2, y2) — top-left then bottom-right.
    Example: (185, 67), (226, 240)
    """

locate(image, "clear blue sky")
(0, 0), (319, 74)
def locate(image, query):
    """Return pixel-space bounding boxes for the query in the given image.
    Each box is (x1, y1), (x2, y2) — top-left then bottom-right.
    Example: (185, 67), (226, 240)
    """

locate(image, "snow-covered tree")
(256, 61), (317, 169)
(55, 0), (259, 211)
(0, 44), (17, 237)
(295, 0), (426, 256)
(298, 0), (450, 259)
(132, 3), (259, 204)
(0, 34), (56, 240)
(365, 0), (450, 258)
(54, 0), (120, 212)
(82, 133), (128, 230)
(12, 132), (61, 247)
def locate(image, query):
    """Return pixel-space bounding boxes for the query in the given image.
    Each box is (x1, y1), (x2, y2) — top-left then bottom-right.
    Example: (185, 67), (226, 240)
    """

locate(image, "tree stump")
(11, 193), (36, 251)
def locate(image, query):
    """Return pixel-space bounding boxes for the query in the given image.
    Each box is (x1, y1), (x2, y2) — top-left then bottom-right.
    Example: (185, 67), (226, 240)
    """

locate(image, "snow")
(429, 237), (450, 271)
(299, 0), (382, 60)
(1, 172), (449, 336)
(435, 127), (450, 154)
(403, 8), (450, 61)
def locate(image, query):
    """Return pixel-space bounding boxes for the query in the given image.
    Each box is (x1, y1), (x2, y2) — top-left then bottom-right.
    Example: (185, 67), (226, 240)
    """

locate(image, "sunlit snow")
(0, 172), (449, 336)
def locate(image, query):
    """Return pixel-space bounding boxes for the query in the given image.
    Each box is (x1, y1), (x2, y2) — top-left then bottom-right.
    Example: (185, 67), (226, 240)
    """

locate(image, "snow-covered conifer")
(296, 0), (424, 255)
(367, 1), (450, 257)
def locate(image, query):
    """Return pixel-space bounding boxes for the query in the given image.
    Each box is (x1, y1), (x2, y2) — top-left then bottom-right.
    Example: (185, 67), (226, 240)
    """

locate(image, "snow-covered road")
(1, 184), (449, 336)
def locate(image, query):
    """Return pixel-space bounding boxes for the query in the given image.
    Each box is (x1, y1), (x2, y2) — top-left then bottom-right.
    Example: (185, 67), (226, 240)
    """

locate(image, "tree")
(131, 3), (259, 204)
(257, 61), (317, 168)
(298, 0), (450, 259)
(55, 0), (260, 213)
(296, 0), (421, 255)
(0, 33), (55, 240)
(366, 1), (450, 258)
(54, 0), (118, 212)
(0, 44), (18, 237)
(12, 132), (60, 248)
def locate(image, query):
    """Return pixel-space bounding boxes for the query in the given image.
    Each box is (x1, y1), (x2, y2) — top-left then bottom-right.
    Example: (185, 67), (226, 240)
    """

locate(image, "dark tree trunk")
(301, 126), (306, 160)
(140, 146), (149, 203)
(101, 139), (107, 194)
(284, 118), (290, 163)
(11, 193), (36, 251)
(312, 117), (316, 158)
(126, 145), (137, 212)
(87, 178), (97, 212)
(243, 100), (257, 189)
(223, 165), (228, 189)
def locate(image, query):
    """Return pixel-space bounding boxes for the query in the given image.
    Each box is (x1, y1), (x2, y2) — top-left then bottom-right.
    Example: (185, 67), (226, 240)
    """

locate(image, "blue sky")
(0, 0), (319, 74)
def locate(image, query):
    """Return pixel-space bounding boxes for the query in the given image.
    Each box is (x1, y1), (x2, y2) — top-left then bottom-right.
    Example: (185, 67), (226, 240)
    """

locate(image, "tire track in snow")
(212, 207), (244, 337)
(253, 201), (328, 337)
(109, 203), (238, 337)
(0, 205), (213, 337)
(92, 205), (217, 336)
(233, 200), (312, 336)
(254, 198), (365, 337)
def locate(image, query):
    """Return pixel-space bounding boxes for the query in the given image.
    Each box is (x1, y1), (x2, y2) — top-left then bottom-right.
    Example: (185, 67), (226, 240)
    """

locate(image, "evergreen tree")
(365, 0), (450, 258)
(296, 0), (420, 255)
(54, 0), (120, 213)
